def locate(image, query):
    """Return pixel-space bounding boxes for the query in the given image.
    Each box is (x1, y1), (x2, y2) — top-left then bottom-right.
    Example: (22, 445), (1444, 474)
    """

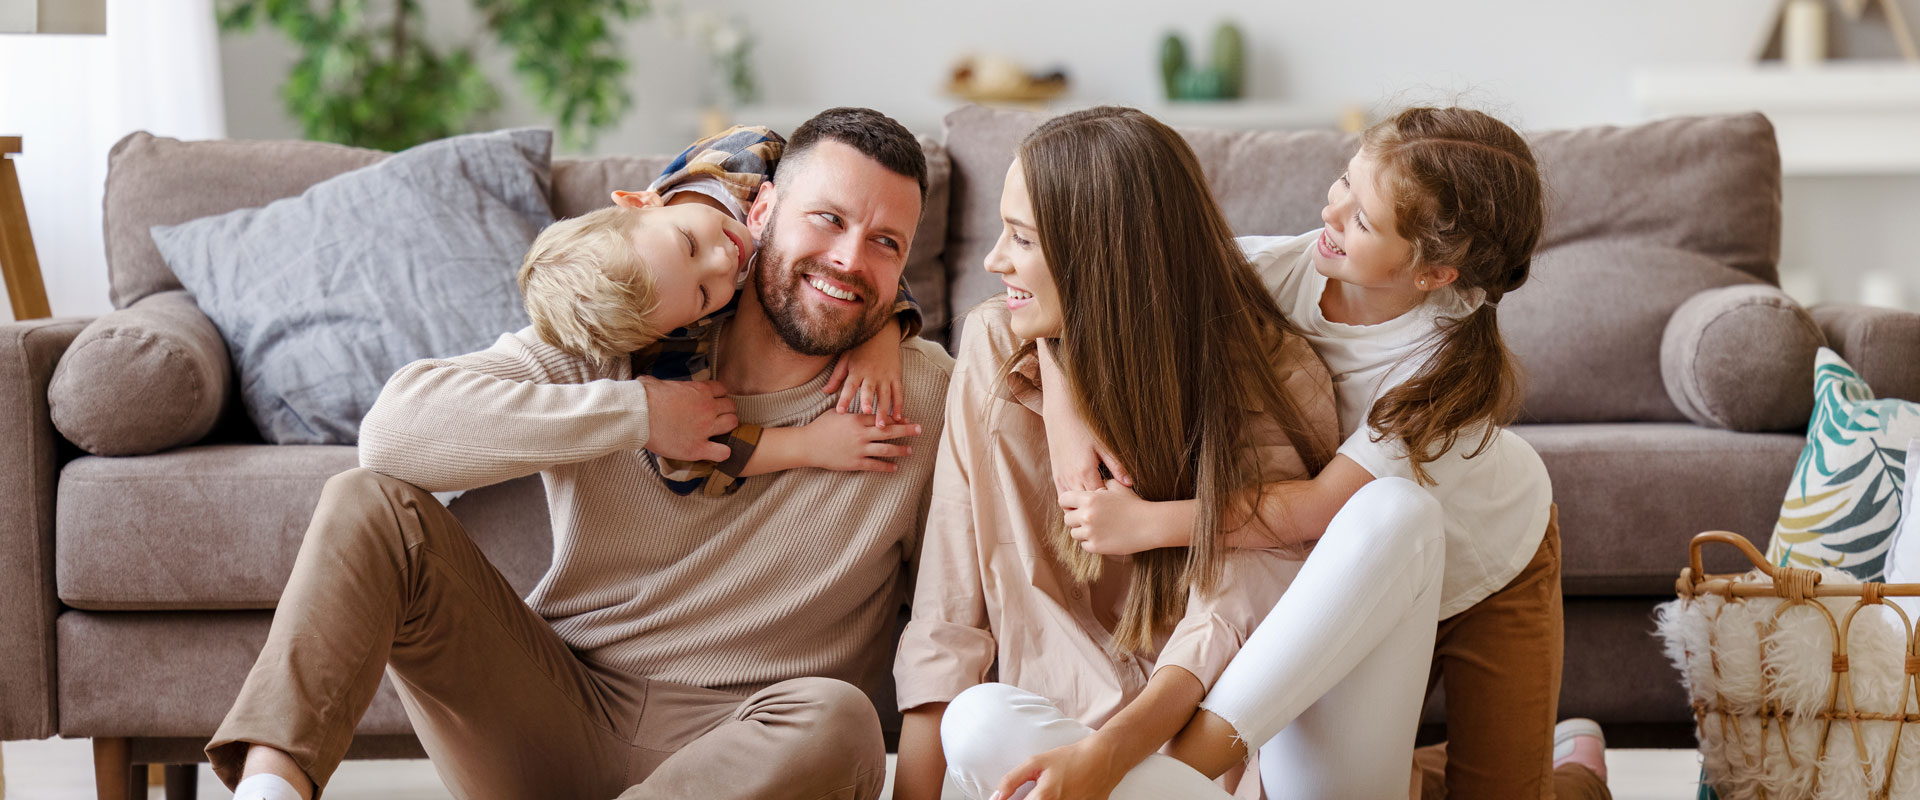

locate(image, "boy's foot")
(1552, 717), (1608, 782)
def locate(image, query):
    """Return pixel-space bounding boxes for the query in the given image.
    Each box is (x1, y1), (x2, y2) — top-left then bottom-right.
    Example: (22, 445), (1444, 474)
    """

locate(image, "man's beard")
(753, 213), (892, 356)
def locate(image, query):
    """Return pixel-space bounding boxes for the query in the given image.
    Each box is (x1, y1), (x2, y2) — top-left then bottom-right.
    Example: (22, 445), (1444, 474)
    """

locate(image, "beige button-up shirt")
(896, 301), (1339, 779)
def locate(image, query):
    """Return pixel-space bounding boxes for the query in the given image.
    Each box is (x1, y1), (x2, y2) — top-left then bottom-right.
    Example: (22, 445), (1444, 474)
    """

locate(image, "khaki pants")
(1412, 508), (1611, 800)
(206, 468), (885, 800)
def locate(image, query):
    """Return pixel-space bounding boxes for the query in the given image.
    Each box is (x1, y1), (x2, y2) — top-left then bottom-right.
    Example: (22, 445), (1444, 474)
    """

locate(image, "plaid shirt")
(637, 125), (922, 496)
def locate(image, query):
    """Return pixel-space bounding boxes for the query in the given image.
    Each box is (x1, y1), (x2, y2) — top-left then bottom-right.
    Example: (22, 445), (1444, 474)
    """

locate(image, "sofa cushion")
(104, 132), (388, 310)
(152, 128), (554, 446)
(57, 611), (416, 738)
(553, 136), (956, 336)
(55, 445), (552, 611)
(47, 290), (231, 456)
(940, 105), (1784, 422)
(1661, 285), (1824, 431)
(1514, 422), (1804, 595)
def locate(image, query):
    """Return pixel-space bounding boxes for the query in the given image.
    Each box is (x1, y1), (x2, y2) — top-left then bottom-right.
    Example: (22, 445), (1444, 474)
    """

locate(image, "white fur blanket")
(1657, 567), (1920, 799)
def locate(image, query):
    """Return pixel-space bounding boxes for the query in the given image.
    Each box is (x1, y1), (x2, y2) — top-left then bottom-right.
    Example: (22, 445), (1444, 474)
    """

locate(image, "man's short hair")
(778, 107), (928, 200)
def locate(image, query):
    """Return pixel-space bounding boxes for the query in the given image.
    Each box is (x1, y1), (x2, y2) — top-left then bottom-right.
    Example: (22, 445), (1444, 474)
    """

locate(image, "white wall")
(14, 0), (1918, 318)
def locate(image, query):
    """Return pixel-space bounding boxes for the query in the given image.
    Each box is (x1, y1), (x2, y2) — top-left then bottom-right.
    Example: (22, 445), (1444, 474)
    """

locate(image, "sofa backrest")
(939, 105), (1784, 424)
(103, 132), (957, 333)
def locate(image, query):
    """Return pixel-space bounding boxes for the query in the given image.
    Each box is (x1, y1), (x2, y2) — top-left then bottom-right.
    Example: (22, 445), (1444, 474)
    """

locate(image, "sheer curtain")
(0, 0), (225, 320)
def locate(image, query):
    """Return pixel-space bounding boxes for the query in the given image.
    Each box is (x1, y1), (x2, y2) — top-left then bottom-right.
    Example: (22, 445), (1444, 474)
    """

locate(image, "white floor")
(1, 738), (1704, 799)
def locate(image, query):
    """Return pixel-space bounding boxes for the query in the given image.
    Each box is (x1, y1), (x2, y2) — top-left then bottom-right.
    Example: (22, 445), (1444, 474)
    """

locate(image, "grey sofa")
(4, 106), (1918, 799)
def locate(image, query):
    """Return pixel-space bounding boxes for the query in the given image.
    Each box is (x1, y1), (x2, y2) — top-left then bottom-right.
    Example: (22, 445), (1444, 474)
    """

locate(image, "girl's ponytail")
(1360, 107), (1544, 483)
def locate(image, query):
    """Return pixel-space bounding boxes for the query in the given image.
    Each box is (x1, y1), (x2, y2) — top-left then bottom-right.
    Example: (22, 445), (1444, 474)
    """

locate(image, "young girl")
(891, 106), (1443, 800)
(518, 125), (925, 494)
(1048, 107), (1609, 798)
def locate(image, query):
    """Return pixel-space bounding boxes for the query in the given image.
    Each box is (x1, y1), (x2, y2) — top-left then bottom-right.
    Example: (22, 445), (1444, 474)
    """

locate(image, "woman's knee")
(1336, 477), (1444, 548)
(940, 683), (1033, 777)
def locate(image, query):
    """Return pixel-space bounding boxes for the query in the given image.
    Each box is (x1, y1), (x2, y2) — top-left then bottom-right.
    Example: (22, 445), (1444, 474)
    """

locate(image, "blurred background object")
(947, 54), (1068, 105)
(1159, 21), (1245, 101)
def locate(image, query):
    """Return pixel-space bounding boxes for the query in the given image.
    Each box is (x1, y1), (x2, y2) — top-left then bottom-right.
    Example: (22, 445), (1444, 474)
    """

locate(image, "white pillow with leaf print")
(1764, 348), (1920, 580)
(1886, 440), (1920, 619)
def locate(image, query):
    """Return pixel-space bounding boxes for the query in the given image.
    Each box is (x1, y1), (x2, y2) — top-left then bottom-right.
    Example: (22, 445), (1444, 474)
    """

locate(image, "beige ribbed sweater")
(358, 325), (954, 693)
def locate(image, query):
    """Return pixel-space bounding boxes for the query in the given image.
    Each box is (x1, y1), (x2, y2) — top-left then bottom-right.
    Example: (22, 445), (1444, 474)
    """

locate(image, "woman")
(890, 106), (1447, 800)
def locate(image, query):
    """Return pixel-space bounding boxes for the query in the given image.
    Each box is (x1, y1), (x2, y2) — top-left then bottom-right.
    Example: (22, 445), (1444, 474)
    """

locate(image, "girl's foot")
(1552, 717), (1607, 782)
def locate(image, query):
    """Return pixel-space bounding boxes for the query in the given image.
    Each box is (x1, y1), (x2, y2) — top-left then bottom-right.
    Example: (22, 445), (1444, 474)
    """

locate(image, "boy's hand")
(1058, 480), (1180, 555)
(825, 319), (906, 425)
(799, 412), (921, 473)
(1036, 341), (1132, 493)
(640, 377), (737, 463)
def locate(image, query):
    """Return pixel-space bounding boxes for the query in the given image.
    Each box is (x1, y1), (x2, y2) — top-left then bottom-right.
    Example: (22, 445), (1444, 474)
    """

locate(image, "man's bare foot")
(1552, 718), (1607, 782)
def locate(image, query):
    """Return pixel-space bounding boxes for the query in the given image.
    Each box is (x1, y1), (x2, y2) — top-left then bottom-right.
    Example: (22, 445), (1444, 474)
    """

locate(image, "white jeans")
(942, 682), (1234, 799)
(1204, 476), (1445, 799)
(940, 477), (1446, 800)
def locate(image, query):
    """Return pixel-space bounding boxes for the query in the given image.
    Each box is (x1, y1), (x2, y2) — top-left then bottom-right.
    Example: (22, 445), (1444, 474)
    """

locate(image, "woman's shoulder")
(951, 297), (1043, 408)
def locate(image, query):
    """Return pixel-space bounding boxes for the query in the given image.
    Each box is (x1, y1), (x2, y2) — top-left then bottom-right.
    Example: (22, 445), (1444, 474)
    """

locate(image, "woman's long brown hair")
(1361, 108), (1546, 484)
(1011, 107), (1333, 654)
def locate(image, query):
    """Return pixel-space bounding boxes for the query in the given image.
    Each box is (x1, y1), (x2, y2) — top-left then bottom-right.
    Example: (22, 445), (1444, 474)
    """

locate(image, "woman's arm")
(991, 667), (1206, 800)
(894, 703), (949, 800)
(1060, 454), (1376, 554)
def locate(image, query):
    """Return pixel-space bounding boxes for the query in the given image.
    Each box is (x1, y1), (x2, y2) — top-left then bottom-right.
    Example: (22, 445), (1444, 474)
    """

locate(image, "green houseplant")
(219, 0), (650, 151)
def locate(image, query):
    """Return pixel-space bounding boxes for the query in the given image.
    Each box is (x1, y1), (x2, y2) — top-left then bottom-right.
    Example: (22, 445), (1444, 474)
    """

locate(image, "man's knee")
(762, 677), (883, 774)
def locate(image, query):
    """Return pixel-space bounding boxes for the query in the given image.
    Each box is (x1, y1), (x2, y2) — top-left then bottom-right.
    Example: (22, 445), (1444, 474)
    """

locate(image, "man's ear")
(1418, 264), (1461, 292)
(747, 182), (777, 239)
(611, 190), (663, 209)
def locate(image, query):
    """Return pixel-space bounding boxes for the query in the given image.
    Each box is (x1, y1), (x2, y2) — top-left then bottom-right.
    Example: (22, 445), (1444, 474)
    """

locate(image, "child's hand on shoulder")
(825, 318), (907, 425)
(798, 411), (922, 473)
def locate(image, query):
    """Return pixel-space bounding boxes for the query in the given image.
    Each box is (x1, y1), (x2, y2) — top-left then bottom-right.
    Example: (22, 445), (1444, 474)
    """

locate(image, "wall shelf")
(1633, 63), (1920, 176)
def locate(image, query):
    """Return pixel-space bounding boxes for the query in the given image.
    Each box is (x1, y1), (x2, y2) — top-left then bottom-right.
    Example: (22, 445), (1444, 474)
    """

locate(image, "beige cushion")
(938, 105), (1785, 423)
(104, 132), (386, 310)
(54, 445), (551, 611)
(47, 291), (231, 456)
(1661, 285), (1825, 431)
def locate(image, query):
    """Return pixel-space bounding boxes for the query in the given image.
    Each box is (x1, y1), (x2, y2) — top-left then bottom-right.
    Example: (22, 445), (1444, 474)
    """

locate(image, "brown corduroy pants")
(205, 468), (885, 800)
(1410, 508), (1612, 800)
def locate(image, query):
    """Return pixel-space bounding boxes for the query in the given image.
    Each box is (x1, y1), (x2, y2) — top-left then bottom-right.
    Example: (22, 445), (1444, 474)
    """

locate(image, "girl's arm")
(1059, 455), (1376, 553)
(1038, 339), (1133, 493)
(990, 667), (1206, 800)
(894, 703), (949, 800)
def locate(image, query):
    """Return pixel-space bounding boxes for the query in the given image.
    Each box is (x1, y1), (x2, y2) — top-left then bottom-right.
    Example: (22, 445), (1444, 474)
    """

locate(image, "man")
(207, 107), (952, 800)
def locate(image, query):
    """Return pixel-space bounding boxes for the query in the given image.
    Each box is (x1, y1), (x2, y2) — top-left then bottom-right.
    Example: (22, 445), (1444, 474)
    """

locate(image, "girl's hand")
(1058, 480), (1184, 555)
(991, 737), (1127, 800)
(824, 319), (906, 425)
(797, 412), (920, 473)
(1036, 341), (1131, 493)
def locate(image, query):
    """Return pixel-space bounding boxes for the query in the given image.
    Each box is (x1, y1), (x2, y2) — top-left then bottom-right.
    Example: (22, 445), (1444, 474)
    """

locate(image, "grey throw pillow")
(152, 128), (554, 445)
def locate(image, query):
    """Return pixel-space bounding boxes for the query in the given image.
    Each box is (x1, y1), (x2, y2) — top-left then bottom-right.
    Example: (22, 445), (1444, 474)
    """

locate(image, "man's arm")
(358, 328), (735, 491)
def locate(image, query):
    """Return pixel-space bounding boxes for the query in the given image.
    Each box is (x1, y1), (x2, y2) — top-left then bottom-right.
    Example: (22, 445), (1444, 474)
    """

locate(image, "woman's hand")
(992, 736), (1127, 800)
(824, 318), (906, 425)
(1037, 341), (1131, 493)
(796, 412), (920, 473)
(1059, 480), (1188, 555)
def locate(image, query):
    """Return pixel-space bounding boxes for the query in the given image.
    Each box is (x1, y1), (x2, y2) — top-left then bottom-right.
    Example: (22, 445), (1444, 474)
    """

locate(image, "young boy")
(517, 125), (924, 496)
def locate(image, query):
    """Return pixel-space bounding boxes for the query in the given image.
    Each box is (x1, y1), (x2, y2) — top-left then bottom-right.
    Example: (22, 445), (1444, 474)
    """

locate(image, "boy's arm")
(359, 329), (735, 492)
(737, 413), (921, 477)
(648, 125), (785, 217)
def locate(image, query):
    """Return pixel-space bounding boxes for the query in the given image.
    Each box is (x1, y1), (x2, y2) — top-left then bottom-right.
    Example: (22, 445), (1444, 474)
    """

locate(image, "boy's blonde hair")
(517, 205), (662, 365)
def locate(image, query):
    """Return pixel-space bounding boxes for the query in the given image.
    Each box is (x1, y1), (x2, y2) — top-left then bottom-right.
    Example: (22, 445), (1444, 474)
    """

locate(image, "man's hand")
(640, 377), (738, 462)
(1058, 480), (1187, 555)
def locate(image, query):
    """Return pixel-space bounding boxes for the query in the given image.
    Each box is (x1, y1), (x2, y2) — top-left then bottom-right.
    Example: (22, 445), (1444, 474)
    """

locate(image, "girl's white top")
(1241, 232), (1552, 618)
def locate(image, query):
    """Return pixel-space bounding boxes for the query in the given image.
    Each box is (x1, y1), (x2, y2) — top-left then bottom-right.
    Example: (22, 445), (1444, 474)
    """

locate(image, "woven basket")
(1661, 531), (1920, 800)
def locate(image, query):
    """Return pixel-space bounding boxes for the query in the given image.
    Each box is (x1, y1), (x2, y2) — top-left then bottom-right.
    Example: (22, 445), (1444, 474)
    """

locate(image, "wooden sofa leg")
(90, 738), (138, 800)
(163, 763), (197, 799)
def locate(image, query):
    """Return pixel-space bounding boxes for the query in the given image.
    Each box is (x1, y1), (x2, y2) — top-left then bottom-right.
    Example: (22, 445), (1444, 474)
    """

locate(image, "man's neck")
(715, 290), (836, 395)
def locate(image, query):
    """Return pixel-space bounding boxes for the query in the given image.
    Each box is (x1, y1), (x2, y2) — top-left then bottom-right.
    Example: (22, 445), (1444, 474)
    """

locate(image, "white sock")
(233, 773), (305, 800)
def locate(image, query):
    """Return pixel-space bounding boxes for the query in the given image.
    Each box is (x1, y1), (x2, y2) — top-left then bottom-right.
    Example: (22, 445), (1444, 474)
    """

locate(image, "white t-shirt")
(1240, 231), (1553, 618)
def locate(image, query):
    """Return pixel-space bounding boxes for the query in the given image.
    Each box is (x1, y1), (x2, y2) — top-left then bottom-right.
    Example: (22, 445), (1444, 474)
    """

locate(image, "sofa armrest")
(1810, 303), (1920, 402)
(0, 316), (91, 740)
